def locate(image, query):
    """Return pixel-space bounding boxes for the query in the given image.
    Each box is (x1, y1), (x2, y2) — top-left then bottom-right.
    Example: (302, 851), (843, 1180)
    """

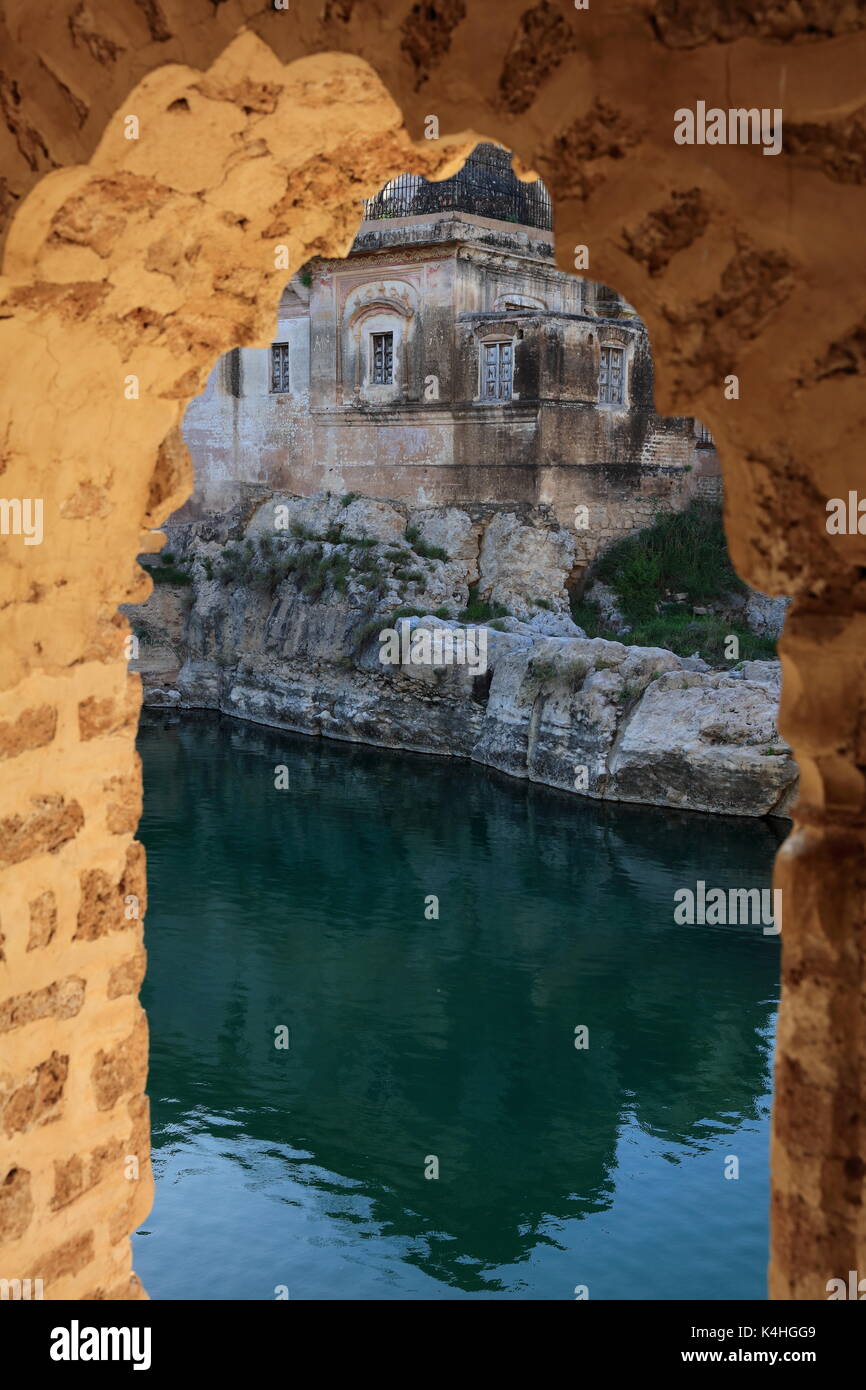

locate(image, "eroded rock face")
(475, 635), (795, 816)
(128, 499), (797, 819)
(610, 669), (795, 817)
(409, 507), (480, 582)
(745, 591), (790, 638)
(477, 512), (577, 620)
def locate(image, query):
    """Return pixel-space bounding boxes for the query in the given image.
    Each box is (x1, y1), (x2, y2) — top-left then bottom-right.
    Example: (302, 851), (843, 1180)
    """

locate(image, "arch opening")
(0, 16), (863, 1306)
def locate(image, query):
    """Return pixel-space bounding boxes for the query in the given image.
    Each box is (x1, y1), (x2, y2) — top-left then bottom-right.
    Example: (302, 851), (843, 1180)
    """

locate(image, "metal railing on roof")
(695, 421), (715, 447)
(362, 144), (553, 231)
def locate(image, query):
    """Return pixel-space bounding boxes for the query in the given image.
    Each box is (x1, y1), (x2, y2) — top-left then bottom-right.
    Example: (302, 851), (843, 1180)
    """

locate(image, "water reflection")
(134, 711), (780, 1300)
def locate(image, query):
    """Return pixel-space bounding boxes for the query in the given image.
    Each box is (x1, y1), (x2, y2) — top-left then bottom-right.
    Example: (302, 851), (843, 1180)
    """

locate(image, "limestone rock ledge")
(127, 498), (798, 820)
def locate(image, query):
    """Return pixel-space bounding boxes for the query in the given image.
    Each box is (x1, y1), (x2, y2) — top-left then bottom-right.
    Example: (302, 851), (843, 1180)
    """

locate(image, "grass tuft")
(570, 502), (777, 664)
(458, 583), (510, 623)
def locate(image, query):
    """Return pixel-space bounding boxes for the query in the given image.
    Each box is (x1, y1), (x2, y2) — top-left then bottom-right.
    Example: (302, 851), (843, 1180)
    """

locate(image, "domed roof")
(364, 143), (552, 231)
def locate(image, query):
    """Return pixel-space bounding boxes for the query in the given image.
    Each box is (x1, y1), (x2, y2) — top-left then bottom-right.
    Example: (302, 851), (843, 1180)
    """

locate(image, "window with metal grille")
(599, 345), (625, 405)
(270, 343), (290, 393)
(371, 332), (394, 385)
(482, 340), (513, 400)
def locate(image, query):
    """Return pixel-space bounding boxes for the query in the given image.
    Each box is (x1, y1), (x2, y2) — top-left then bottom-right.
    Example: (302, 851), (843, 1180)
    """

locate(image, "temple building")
(181, 144), (719, 556)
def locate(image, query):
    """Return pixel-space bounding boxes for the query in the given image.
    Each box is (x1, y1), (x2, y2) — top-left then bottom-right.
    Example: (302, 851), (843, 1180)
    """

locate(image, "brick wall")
(0, 10), (863, 1302)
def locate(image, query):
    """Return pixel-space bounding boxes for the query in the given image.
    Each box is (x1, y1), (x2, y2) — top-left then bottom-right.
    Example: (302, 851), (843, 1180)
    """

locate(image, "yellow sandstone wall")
(0, 3), (864, 1300)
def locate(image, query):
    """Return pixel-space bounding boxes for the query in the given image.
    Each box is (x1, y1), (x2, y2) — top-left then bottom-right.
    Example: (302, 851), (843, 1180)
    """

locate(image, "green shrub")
(149, 563), (192, 586)
(415, 539), (448, 561)
(353, 616), (384, 650)
(529, 658), (558, 683)
(352, 606), (427, 652)
(458, 583), (510, 623)
(292, 543), (322, 581)
(391, 606), (428, 623)
(403, 523), (448, 562)
(617, 679), (643, 706)
(262, 555), (297, 593)
(595, 500), (743, 626)
(325, 550), (352, 586)
(565, 657), (589, 682)
(340, 492), (357, 508)
(619, 612), (776, 663)
(569, 501), (777, 665)
(569, 596), (603, 636)
(303, 568), (328, 600)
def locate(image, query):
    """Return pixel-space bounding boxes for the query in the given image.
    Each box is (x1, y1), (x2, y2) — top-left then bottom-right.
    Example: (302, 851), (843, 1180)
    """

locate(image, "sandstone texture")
(0, 1), (864, 1304)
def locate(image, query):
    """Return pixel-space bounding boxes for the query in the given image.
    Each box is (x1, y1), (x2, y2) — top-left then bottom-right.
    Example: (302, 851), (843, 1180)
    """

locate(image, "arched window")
(342, 280), (419, 404)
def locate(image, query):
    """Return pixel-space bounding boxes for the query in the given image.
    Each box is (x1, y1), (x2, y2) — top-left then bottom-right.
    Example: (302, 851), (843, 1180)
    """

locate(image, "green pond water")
(132, 709), (783, 1300)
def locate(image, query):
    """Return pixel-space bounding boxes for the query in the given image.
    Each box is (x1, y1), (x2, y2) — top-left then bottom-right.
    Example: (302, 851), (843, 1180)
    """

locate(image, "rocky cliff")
(126, 493), (798, 820)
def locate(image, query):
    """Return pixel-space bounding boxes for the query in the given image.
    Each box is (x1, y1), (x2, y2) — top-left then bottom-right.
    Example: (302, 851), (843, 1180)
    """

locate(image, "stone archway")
(0, 8), (864, 1302)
